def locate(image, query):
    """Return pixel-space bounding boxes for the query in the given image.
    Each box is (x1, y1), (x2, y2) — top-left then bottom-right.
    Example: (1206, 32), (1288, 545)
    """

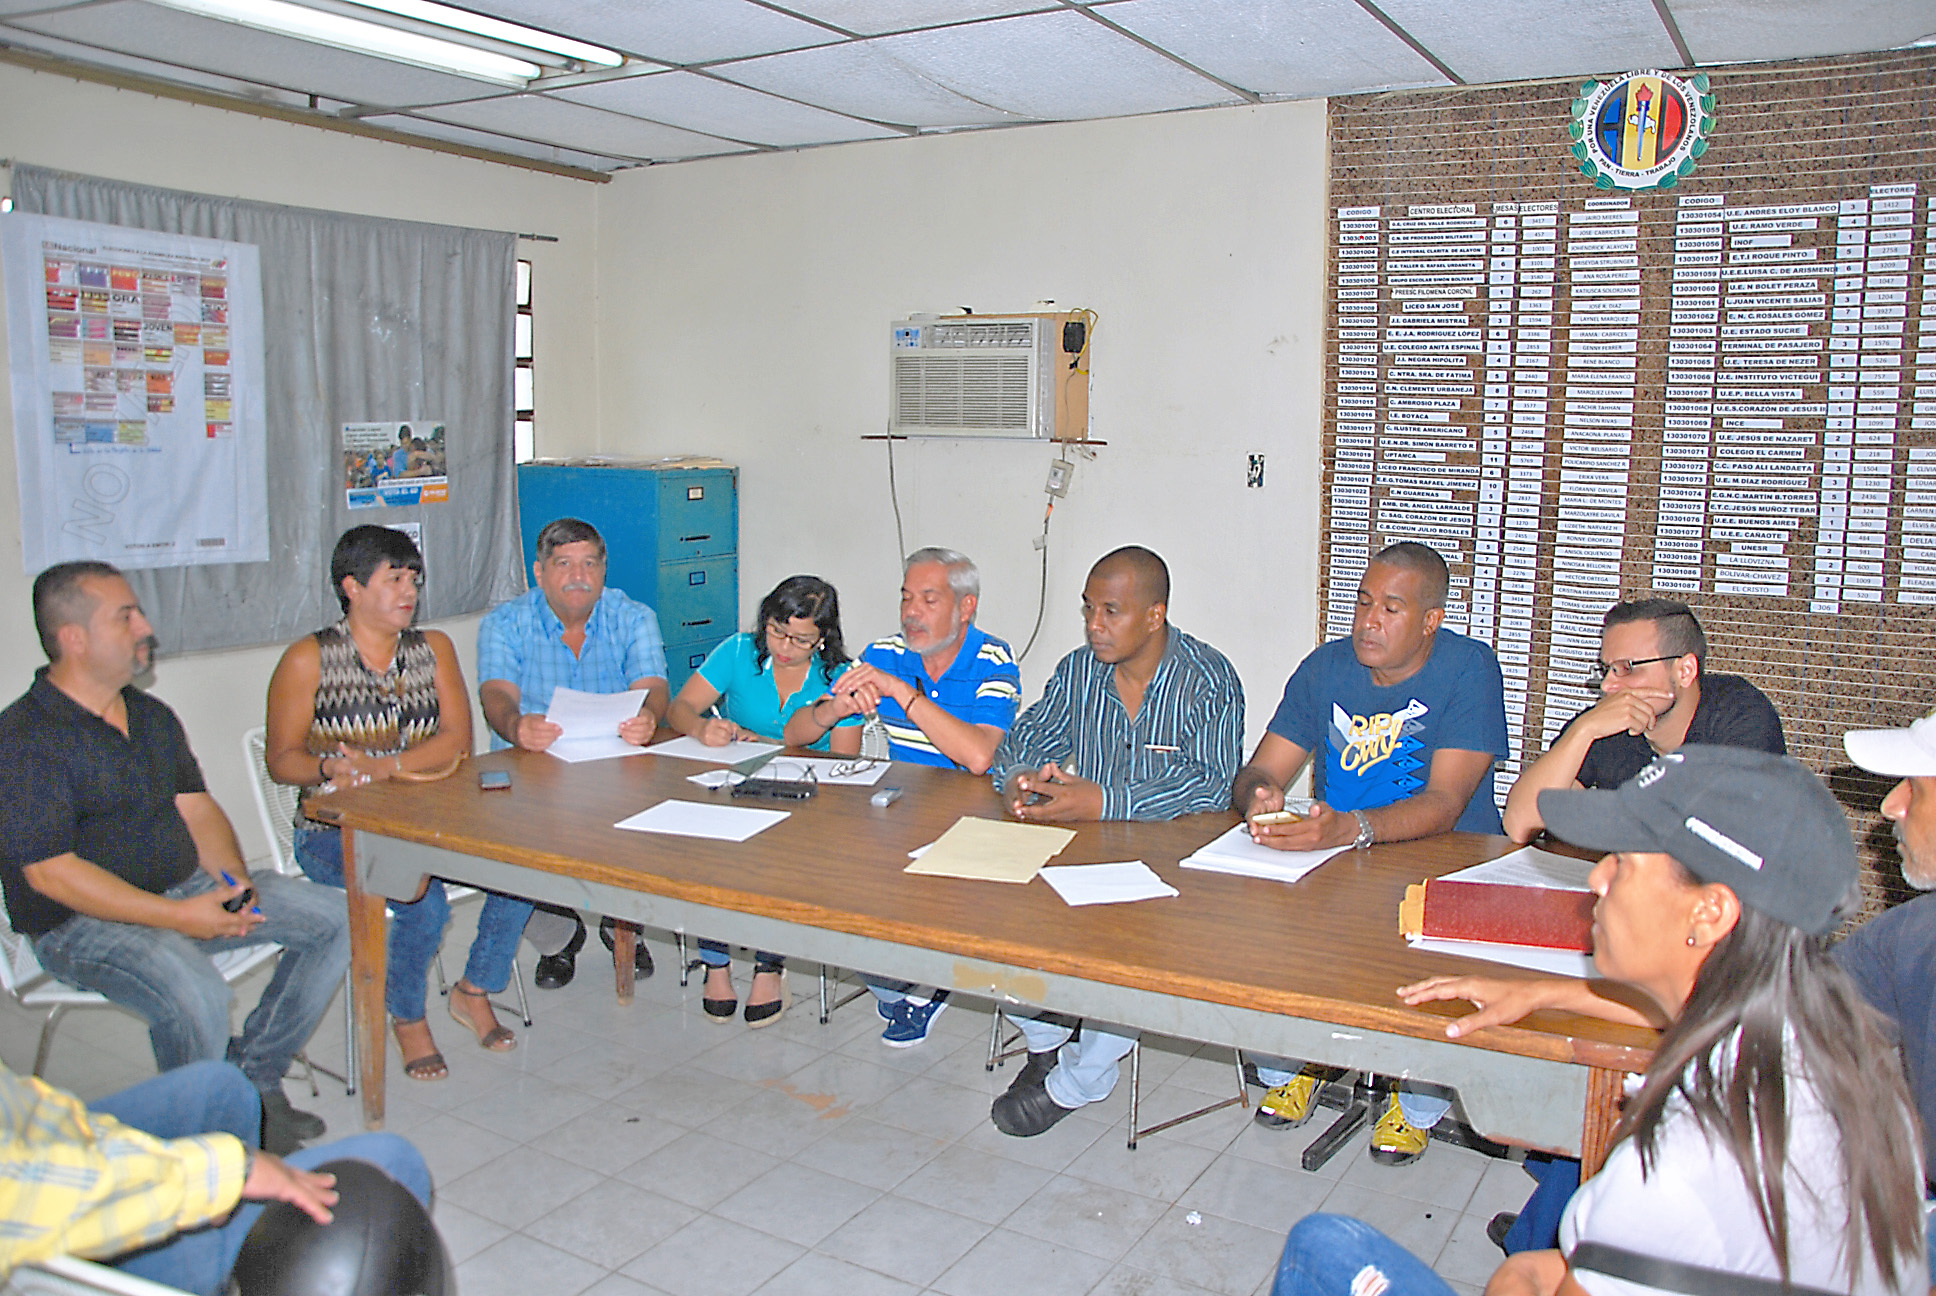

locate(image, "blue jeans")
(1272, 1214), (1455, 1296)
(34, 872), (348, 1095)
(697, 939), (782, 969)
(295, 823), (531, 1020)
(94, 1061), (429, 1296)
(1504, 1154), (1580, 1252)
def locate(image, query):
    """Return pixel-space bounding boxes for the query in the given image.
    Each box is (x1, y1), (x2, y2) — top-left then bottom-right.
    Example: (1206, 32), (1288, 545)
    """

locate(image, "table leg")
(1580, 1065), (1624, 1177)
(340, 828), (389, 1128)
(613, 919), (638, 1005)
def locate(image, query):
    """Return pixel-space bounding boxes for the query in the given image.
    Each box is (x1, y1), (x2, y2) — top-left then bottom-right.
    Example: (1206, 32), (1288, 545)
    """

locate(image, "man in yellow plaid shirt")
(0, 1060), (427, 1295)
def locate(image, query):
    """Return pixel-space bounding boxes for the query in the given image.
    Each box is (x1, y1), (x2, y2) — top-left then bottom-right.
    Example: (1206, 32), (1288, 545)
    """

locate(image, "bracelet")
(317, 754), (333, 784)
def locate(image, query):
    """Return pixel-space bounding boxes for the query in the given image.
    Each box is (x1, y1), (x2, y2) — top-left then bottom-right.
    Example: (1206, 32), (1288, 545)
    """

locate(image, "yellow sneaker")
(1253, 1072), (1321, 1130)
(1370, 1092), (1428, 1165)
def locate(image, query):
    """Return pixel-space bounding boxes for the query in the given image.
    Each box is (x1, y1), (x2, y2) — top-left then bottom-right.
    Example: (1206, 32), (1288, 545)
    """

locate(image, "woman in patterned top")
(265, 526), (533, 1080)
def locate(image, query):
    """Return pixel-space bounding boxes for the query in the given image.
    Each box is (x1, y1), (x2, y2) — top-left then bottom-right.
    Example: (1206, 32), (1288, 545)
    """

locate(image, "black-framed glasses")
(765, 622), (823, 651)
(1590, 655), (1678, 683)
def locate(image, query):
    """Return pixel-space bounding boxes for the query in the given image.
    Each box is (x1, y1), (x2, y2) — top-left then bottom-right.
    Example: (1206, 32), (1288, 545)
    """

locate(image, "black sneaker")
(259, 1088), (324, 1154)
(1487, 1212), (1518, 1254)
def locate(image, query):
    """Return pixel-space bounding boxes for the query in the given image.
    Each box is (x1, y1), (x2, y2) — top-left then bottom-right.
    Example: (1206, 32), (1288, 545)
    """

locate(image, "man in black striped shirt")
(987, 546), (1244, 1137)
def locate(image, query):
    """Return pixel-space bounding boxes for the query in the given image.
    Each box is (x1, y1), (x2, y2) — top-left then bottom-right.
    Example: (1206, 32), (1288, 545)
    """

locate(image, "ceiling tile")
(0, 20), (355, 108)
(0, 0), (91, 15)
(362, 112), (629, 169)
(1104, 0), (1451, 97)
(457, 0), (841, 65)
(421, 92), (754, 160)
(862, 8), (1241, 120)
(552, 70), (902, 146)
(769, 0), (1053, 38)
(711, 40), (1031, 127)
(1667, 0), (1936, 66)
(11, 1), (508, 105)
(1372, 0), (1682, 83)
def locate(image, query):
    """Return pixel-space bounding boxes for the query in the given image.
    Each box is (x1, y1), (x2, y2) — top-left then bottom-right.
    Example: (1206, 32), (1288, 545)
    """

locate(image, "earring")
(1685, 934), (1697, 947)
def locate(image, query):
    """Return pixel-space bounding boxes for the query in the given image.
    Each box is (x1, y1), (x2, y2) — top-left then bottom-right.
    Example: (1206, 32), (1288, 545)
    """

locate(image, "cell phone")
(222, 887), (256, 913)
(1252, 809), (1304, 826)
(479, 770), (512, 791)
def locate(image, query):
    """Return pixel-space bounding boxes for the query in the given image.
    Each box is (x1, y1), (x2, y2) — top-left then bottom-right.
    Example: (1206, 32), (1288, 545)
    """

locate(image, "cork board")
(1320, 50), (1936, 917)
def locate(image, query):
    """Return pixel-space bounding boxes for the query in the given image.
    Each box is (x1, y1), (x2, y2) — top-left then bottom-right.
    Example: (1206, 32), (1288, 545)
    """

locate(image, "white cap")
(1844, 710), (1936, 777)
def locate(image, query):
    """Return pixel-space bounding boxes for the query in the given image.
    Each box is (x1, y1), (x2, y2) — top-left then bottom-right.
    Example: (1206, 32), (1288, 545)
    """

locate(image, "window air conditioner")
(888, 312), (1089, 440)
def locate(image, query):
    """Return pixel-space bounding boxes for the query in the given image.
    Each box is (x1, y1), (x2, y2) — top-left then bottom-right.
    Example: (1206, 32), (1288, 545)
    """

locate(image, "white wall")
(0, 64), (603, 858)
(593, 102), (1329, 745)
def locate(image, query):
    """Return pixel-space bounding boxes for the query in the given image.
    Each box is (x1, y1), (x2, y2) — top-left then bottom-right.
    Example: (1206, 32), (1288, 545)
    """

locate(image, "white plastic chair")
(0, 896), (287, 1082)
(241, 727), (531, 1088)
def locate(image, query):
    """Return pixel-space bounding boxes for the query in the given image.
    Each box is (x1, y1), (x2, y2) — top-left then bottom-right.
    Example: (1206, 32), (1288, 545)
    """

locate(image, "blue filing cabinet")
(514, 460), (739, 692)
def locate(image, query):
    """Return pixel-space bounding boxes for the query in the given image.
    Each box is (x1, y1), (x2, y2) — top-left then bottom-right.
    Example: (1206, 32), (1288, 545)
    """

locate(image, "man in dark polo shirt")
(1502, 598), (1784, 842)
(0, 562), (349, 1154)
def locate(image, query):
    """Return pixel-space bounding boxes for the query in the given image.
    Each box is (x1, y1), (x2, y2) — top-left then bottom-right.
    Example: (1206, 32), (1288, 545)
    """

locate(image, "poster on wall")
(0, 211), (268, 573)
(343, 420), (449, 509)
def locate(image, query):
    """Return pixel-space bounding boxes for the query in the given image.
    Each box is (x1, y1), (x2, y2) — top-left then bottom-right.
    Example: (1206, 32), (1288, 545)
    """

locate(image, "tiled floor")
(1, 906), (1526, 1295)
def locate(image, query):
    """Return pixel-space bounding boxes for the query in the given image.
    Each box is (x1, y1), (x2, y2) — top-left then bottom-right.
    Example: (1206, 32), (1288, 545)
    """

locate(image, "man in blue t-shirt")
(786, 547), (1020, 1046)
(1231, 541), (1507, 1165)
(477, 517), (669, 987)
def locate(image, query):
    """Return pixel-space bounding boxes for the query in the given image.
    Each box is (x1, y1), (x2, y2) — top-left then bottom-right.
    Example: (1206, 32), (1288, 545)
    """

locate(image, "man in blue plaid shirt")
(477, 517), (669, 985)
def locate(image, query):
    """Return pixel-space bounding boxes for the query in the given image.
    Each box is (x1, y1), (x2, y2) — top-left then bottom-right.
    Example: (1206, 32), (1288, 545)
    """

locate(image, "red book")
(1401, 878), (1595, 952)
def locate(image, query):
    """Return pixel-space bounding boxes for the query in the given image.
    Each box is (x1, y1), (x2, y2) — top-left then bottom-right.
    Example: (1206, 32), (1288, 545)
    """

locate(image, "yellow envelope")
(903, 816), (1076, 884)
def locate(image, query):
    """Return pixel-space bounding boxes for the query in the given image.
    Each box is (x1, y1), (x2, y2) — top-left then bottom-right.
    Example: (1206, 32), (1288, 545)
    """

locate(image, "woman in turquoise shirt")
(667, 575), (859, 1026)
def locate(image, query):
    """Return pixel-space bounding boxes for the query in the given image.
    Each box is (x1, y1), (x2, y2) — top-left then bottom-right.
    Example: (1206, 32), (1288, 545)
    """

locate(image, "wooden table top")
(311, 746), (1655, 1074)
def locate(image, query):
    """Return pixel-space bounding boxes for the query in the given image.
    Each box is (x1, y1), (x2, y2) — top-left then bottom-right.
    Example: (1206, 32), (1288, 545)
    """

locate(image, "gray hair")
(904, 547), (979, 600)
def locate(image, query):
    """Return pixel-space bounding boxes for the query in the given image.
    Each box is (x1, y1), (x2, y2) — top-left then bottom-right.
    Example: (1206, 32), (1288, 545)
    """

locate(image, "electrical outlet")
(1046, 458), (1074, 497)
(1247, 454), (1266, 488)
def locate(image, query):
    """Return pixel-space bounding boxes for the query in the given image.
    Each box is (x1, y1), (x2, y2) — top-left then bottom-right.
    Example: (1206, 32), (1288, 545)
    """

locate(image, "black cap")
(1537, 746), (1855, 935)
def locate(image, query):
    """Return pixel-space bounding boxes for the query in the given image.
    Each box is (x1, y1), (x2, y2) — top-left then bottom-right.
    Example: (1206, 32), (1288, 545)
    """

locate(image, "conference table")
(307, 747), (1655, 1167)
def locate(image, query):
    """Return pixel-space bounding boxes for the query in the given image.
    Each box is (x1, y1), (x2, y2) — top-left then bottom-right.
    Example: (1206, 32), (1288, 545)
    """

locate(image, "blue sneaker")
(881, 993), (948, 1048)
(876, 996), (900, 1022)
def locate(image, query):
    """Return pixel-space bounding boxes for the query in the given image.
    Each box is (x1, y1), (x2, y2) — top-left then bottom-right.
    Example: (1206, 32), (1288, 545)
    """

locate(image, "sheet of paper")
(1407, 935), (1597, 979)
(549, 734), (649, 764)
(649, 734), (783, 766)
(1178, 822), (1350, 886)
(1435, 846), (1595, 891)
(1040, 861), (1179, 906)
(546, 686), (647, 735)
(613, 799), (789, 842)
(903, 816), (1075, 884)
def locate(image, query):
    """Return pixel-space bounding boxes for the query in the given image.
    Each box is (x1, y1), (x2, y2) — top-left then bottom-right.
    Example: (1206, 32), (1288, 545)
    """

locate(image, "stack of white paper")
(1040, 862), (1179, 906)
(649, 735), (783, 765)
(1179, 822), (1350, 886)
(613, 799), (789, 842)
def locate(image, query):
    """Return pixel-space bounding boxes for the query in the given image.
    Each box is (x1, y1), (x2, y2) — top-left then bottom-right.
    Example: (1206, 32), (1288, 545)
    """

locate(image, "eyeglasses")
(1590, 655), (1679, 683)
(827, 758), (881, 778)
(765, 623), (823, 651)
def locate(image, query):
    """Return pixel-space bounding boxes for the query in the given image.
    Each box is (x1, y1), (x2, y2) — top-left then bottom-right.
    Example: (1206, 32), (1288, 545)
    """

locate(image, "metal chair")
(2, 1254), (193, 1296)
(985, 1008), (1249, 1149)
(241, 727), (532, 1095)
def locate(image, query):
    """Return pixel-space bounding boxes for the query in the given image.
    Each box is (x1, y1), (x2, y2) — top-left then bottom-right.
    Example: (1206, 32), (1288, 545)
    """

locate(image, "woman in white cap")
(1275, 745), (1926, 1296)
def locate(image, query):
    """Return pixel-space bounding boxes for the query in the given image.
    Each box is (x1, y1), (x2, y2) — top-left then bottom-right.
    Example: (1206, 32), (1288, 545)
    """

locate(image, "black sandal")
(744, 960), (788, 1028)
(701, 964), (737, 1023)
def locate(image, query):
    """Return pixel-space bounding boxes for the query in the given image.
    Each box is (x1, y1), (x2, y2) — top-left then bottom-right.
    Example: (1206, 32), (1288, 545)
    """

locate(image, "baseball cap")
(1844, 710), (1936, 778)
(1536, 746), (1855, 935)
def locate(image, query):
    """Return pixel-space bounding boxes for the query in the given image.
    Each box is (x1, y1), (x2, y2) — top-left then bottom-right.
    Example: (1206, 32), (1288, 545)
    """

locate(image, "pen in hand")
(219, 871), (263, 916)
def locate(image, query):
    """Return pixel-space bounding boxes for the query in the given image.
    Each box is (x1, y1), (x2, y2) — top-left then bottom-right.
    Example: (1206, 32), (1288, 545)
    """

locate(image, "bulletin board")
(1318, 50), (1936, 915)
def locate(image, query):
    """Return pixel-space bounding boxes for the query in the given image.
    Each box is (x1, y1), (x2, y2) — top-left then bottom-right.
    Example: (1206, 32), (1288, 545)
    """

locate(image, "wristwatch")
(1350, 809), (1374, 850)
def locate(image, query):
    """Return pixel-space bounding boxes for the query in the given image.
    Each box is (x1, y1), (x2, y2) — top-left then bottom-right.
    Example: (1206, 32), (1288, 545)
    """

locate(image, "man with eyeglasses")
(1501, 598), (1783, 844)
(477, 517), (670, 987)
(1233, 541), (1507, 1165)
(786, 547), (1020, 1047)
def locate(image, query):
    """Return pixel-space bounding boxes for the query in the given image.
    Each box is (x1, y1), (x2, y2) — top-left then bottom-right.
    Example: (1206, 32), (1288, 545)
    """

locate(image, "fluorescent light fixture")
(146, 0), (544, 84)
(346, 0), (623, 67)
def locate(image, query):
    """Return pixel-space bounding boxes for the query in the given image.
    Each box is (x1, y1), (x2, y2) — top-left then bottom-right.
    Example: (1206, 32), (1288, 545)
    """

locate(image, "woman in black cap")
(1274, 746), (1926, 1296)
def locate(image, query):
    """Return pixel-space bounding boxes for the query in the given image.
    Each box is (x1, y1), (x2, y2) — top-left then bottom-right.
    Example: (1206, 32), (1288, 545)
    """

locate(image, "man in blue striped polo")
(791, 547), (1021, 1047)
(984, 546), (1245, 1137)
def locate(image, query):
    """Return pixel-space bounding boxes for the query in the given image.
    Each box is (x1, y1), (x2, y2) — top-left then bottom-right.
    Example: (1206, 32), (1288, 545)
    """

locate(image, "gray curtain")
(9, 164), (524, 652)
